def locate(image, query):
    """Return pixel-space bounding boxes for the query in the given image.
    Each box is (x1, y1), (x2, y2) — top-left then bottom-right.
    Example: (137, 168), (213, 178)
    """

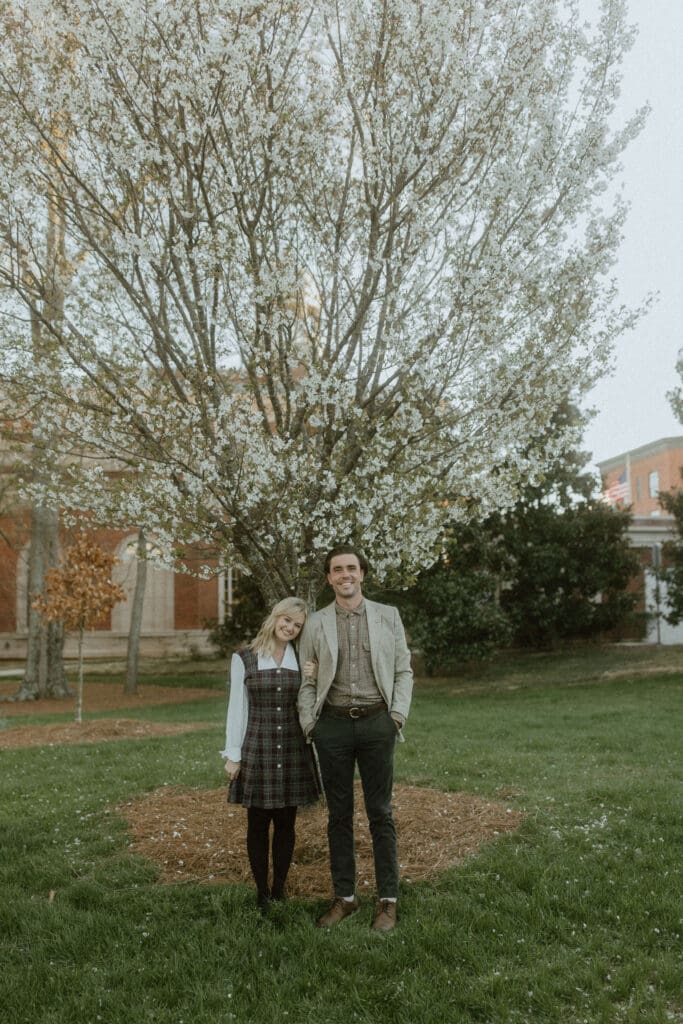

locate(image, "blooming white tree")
(0, 0), (644, 602)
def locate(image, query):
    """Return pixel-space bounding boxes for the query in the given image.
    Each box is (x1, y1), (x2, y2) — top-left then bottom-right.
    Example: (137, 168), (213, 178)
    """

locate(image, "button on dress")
(228, 647), (318, 808)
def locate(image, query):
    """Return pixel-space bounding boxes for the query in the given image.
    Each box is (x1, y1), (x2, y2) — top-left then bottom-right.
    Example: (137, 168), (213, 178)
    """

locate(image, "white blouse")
(219, 644), (300, 761)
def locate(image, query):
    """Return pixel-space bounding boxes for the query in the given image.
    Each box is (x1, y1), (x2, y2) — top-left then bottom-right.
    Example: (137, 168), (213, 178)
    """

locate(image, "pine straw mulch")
(119, 782), (524, 896)
(0, 683), (525, 892)
(0, 718), (215, 749)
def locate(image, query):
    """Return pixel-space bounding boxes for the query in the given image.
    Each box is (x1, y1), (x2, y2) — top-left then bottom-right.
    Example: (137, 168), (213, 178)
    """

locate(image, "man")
(298, 545), (413, 932)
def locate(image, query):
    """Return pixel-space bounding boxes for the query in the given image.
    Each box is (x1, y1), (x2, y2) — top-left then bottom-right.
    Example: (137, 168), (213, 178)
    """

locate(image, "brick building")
(598, 436), (683, 644)
(0, 511), (225, 660)
(599, 436), (683, 516)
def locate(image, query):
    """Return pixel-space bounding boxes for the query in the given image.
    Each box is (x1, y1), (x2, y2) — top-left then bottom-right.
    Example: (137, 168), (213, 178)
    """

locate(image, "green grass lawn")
(1, 650), (681, 1024)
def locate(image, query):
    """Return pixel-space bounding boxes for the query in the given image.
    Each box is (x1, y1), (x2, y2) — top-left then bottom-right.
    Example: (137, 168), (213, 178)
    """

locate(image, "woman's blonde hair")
(249, 597), (308, 658)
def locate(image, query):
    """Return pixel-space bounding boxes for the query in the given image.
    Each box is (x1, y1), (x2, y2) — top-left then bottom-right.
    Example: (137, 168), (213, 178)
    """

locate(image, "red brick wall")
(603, 445), (683, 515)
(0, 511), (30, 632)
(0, 539), (19, 631)
(174, 570), (219, 629)
(86, 529), (221, 631)
(0, 517), (220, 637)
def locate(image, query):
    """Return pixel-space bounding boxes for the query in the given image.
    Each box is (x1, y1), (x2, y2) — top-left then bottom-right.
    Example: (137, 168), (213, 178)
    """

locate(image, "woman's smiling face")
(273, 613), (305, 644)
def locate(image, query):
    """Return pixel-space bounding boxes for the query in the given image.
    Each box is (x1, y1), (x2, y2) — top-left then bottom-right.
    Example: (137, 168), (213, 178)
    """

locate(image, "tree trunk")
(12, 500), (69, 700)
(124, 529), (147, 696)
(12, 138), (70, 702)
(20, 499), (48, 699)
(13, 501), (69, 701)
(46, 618), (71, 697)
(45, 503), (70, 696)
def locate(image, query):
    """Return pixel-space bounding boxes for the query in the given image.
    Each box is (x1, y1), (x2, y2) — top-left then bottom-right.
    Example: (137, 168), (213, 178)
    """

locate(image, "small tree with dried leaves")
(33, 535), (126, 723)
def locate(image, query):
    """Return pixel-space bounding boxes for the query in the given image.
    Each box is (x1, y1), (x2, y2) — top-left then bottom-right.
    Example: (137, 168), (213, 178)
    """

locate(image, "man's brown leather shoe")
(372, 899), (397, 932)
(316, 896), (360, 928)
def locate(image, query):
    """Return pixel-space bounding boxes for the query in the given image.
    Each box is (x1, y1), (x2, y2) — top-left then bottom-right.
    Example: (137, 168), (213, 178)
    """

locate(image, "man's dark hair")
(324, 545), (369, 575)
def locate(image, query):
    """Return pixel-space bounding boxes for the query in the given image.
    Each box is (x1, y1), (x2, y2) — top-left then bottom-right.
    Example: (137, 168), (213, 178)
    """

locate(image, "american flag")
(602, 469), (630, 505)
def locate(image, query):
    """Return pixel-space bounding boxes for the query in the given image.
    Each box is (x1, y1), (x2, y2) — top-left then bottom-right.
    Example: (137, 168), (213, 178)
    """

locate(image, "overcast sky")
(579, 0), (683, 470)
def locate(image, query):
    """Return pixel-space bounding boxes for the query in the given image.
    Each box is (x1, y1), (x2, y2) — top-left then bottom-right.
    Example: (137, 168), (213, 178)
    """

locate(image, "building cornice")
(627, 514), (676, 546)
(597, 436), (683, 473)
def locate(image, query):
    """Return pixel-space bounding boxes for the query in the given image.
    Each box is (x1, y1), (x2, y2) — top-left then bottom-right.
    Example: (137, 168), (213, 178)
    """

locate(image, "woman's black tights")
(246, 806), (297, 900)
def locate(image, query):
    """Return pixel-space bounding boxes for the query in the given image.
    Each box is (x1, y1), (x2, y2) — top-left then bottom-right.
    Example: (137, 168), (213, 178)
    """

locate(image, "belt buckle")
(349, 706), (361, 719)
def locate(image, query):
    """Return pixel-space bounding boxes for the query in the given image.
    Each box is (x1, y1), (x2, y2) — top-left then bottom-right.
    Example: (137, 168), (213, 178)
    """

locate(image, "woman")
(220, 597), (318, 912)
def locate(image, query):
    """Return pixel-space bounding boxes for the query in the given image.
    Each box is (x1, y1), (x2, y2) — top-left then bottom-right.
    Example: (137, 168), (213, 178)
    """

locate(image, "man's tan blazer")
(297, 598), (413, 737)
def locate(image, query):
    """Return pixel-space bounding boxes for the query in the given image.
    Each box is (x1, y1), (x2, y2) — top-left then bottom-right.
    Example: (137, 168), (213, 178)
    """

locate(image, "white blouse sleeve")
(219, 652), (249, 760)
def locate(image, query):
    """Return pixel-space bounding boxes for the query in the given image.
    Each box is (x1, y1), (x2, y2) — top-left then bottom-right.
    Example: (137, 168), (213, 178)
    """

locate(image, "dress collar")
(256, 643), (298, 671)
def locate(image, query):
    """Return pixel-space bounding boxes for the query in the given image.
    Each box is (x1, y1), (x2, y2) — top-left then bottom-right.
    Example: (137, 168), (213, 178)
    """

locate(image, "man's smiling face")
(327, 554), (365, 603)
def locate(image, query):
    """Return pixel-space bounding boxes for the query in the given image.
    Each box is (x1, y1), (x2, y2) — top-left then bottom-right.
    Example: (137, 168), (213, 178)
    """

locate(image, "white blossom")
(0, 0), (645, 600)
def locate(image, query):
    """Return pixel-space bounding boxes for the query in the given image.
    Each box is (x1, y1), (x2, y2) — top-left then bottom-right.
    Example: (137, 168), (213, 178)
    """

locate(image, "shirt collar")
(335, 598), (365, 617)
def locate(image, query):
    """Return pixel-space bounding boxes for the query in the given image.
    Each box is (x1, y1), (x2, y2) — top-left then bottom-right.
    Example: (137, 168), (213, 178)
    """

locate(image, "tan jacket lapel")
(321, 603), (338, 678)
(365, 599), (384, 684)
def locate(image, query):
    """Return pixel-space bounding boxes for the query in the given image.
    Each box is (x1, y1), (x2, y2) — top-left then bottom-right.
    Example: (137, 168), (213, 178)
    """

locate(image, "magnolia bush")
(0, 0), (644, 601)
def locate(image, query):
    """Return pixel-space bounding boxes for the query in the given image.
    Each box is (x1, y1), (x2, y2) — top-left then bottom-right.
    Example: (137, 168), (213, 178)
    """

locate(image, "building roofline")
(597, 435), (683, 472)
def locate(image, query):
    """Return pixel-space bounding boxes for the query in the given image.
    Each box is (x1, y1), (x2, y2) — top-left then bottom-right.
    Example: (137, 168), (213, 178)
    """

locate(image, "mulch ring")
(119, 782), (524, 897)
(0, 718), (214, 749)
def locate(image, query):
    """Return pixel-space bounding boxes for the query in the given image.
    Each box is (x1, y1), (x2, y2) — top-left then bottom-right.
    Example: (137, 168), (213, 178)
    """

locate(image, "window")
(648, 471), (659, 498)
(111, 535), (174, 633)
(635, 476), (642, 500)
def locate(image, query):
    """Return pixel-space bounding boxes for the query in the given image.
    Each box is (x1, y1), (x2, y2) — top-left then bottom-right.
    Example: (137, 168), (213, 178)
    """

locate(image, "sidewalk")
(0, 660), (127, 679)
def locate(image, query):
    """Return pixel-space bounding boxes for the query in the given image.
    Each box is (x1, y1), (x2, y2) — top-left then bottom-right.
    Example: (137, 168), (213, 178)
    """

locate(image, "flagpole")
(625, 451), (631, 503)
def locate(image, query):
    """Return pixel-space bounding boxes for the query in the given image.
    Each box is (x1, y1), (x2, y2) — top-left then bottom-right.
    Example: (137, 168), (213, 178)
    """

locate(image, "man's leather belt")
(322, 701), (387, 720)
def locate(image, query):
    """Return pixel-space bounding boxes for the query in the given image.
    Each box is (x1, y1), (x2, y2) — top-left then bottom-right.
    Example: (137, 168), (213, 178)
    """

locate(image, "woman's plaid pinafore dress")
(227, 648), (318, 809)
